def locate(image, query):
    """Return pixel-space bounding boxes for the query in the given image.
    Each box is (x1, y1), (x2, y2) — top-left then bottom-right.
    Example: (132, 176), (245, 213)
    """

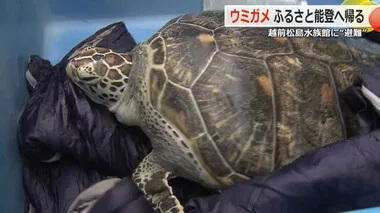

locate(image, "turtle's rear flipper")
(132, 153), (185, 213)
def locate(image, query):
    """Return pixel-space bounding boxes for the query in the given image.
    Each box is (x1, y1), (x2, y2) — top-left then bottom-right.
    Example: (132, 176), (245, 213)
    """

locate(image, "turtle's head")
(66, 47), (132, 108)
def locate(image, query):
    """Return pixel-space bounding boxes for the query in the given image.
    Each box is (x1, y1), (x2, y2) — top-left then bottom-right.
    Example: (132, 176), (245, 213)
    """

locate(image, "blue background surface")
(0, 0), (45, 212)
(0, 0), (379, 212)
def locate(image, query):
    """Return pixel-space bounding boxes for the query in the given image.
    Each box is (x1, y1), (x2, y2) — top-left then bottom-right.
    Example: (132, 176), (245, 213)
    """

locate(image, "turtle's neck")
(110, 92), (141, 127)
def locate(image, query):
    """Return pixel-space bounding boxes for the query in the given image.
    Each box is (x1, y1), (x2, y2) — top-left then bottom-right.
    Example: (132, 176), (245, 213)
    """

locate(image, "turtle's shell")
(136, 11), (380, 183)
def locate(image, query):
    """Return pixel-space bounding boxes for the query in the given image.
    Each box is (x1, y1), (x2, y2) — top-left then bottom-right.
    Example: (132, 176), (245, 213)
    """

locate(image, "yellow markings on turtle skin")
(233, 129), (256, 165)
(172, 68), (192, 86)
(277, 123), (296, 161)
(149, 69), (166, 108)
(286, 56), (302, 68)
(225, 74), (237, 80)
(171, 110), (190, 135)
(214, 113), (236, 129)
(272, 61), (281, 68)
(161, 103), (189, 136)
(175, 111), (187, 134)
(321, 83), (334, 104)
(277, 123), (292, 139)
(287, 139), (296, 156)
(152, 77), (158, 90)
(225, 127), (244, 163)
(166, 43), (180, 48)
(284, 82), (296, 92)
(229, 151), (240, 165)
(211, 88), (220, 93)
(272, 60), (287, 69)
(227, 127), (242, 141)
(171, 56), (193, 86)
(284, 82), (297, 97)
(197, 33), (215, 46)
(259, 138), (267, 153)
(273, 37), (288, 44)
(258, 75), (273, 96)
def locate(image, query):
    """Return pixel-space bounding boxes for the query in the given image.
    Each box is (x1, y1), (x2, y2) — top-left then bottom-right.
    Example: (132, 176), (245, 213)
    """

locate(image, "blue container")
(0, 0), (379, 212)
(345, 207), (380, 213)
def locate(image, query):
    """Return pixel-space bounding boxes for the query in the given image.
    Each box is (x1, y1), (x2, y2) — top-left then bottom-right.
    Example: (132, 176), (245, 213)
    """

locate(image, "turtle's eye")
(76, 65), (101, 85)
(80, 76), (100, 82)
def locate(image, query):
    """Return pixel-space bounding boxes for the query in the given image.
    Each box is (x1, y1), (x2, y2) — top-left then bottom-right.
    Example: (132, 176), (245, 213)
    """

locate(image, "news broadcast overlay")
(267, 28), (366, 37)
(224, 5), (380, 37)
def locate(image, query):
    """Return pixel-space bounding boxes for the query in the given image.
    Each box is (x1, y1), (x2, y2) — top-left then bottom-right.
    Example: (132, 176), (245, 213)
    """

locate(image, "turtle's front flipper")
(132, 153), (184, 213)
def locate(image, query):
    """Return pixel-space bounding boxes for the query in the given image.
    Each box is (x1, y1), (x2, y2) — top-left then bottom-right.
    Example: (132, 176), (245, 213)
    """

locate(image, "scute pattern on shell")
(140, 11), (380, 183)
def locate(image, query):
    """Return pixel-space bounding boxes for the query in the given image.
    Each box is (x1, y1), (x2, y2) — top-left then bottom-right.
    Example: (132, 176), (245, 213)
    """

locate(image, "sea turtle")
(65, 10), (380, 213)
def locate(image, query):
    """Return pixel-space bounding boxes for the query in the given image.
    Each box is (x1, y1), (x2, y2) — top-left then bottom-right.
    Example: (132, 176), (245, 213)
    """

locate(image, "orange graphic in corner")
(369, 7), (380, 32)
(341, 0), (379, 32)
